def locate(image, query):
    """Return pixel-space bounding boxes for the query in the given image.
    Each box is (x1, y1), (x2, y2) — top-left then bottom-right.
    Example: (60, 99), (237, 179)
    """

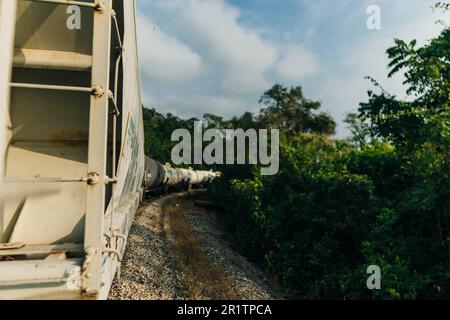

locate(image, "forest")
(142, 15), (449, 299)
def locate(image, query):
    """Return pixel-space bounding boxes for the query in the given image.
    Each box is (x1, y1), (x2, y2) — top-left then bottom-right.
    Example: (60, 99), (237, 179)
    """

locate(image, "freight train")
(143, 156), (220, 194)
(0, 0), (219, 299)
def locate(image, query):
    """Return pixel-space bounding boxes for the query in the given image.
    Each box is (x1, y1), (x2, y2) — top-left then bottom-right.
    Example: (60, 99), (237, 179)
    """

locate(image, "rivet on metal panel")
(94, 1), (106, 13)
(83, 288), (98, 297)
(84, 247), (97, 262)
(81, 247), (97, 285)
(86, 172), (100, 185)
(91, 85), (104, 97)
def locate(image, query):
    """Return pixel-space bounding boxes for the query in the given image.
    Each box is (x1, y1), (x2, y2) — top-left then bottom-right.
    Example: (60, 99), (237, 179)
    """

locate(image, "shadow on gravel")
(109, 198), (188, 300)
(161, 197), (241, 300)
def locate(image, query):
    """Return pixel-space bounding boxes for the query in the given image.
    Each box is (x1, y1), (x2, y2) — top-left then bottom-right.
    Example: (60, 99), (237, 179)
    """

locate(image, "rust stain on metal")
(49, 131), (89, 147)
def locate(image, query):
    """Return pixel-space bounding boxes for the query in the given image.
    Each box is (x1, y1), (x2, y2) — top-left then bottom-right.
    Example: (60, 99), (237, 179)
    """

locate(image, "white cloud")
(275, 45), (320, 81)
(158, 0), (278, 95)
(309, 2), (449, 138)
(146, 93), (255, 120)
(136, 0), (449, 139)
(137, 15), (204, 86)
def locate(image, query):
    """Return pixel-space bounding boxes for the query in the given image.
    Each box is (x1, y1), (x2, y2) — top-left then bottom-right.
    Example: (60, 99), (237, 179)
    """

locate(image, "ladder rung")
(4, 177), (89, 183)
(13, 48), (92, 71)
(22, 0), (102, 11)
(4, 176), (116, 184)
(0, 258), (83, 286)
(10, 82), (93, 94)
(0, 243), (83, 257)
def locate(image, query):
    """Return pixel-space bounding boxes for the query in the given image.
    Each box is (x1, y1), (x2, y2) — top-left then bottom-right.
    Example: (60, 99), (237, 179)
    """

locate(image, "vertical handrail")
(82, 0), (113, 297)
(108, 8), (124, 269)
(109, 51), (122, 268)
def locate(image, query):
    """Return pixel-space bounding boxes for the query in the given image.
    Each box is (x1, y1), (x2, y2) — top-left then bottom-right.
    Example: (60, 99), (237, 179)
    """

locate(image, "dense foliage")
(142, 107), (198, 164)
(143, 21), (449, 299)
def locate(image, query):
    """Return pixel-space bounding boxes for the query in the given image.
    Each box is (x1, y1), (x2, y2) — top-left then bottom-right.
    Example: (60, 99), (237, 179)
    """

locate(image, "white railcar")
(0, 0), (144, 299)
(0, 0), (220, 300)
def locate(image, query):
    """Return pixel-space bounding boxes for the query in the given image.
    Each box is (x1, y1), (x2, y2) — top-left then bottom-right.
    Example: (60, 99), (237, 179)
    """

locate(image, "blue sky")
(136, 0), (449, 137)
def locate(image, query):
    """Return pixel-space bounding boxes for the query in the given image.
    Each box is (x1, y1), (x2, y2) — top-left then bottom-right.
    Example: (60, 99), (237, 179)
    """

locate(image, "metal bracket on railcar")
(105, 176), (118, 184)
(94, 1), (106, 13)
(85, 172), (100, 185)
(103, 246), (123, 280)
(91, 85), (105, 98)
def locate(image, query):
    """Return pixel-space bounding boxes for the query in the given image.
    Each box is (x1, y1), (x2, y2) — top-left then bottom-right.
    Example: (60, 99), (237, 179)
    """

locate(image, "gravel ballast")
(109, 192), (278, 300)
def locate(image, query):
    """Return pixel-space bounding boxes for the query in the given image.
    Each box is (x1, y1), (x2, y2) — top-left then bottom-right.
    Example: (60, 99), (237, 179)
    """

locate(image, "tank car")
(143, 156), (219, 193)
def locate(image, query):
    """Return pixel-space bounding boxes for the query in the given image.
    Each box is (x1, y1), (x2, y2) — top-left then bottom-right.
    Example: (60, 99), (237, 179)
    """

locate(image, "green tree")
(359, 29), (449, 150)
(355, 23), (450, 298)
(344, 112), (372, 148)
(258, 84), (336, 135)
